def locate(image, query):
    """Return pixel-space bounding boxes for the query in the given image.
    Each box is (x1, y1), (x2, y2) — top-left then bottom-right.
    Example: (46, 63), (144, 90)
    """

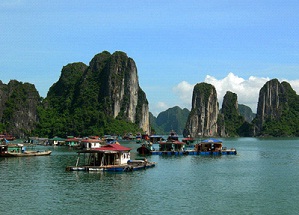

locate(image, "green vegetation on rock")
(151, 106), (190, 135)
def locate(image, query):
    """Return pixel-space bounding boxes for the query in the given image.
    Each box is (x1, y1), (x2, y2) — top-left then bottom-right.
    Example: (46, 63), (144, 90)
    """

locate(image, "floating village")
(0, 131), (237, 173)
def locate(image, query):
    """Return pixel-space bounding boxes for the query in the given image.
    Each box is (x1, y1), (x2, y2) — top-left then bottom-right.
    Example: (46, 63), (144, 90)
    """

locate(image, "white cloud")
(172, 81), (194, 109)
(205, 72), (270, 112)
(284, 80), (299, 95)
(151, 102), (169, 117)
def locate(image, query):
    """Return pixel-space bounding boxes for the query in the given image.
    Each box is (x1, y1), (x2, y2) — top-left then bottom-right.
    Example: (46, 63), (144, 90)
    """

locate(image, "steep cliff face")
(222, 91), (238, 113)
(183, 83), (219, 137)
(84, 51), (149, 133)
(136, 88), (150, 133)
(254, 79), (299, 136)
(0, 81), (9, 120)
(0, 80), (40, 137)
(254, 79), (285, 135)
(101, 51), (140, 122)
(46, 62), (87, 111)
(220, 91), (247, 137)
(45, 51), (149, 135)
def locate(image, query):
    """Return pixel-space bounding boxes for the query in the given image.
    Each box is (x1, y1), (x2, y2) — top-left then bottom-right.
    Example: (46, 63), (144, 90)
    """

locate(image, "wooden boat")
(0, 144), (51, 157)
(66, 143), (156, 172)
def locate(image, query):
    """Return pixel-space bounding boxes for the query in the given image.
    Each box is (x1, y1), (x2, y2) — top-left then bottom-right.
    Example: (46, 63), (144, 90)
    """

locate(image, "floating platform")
(150, 149), (237, 155)
(66, 161), (156, 172)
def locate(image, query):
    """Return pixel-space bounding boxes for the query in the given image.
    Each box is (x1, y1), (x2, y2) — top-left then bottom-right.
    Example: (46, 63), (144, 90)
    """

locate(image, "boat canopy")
(79, 143), (131, 153)
(159, 140), (185, 145)
(201, 138), (222, 143)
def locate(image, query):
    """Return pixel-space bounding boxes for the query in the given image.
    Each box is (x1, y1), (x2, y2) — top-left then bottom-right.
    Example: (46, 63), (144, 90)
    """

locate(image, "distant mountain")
(150, 106), (190, 135)
(149, 112), (164, 134)
(238, 104), (255, 123)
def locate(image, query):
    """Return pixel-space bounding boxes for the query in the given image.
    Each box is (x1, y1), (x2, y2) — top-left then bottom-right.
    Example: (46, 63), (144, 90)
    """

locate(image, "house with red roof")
(77, 143), (131, 167)
(81, 138), (104, 149)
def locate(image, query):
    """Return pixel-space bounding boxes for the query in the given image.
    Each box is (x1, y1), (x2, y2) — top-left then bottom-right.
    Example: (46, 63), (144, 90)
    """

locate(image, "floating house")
(66, 143), (156, 172)
(65, 137), (81, 147)
(138, 138), (237, 155)
(80, 138), (103, 149)
(48, 137), (65, 146)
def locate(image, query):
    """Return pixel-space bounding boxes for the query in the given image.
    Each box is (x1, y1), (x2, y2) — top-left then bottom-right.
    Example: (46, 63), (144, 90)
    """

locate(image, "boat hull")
(66, 162), (156, 172)
(0, 151), (52, 157)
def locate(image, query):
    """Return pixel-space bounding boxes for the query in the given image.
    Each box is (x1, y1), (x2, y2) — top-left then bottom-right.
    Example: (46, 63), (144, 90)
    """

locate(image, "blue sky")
(1, 0), (299, 116)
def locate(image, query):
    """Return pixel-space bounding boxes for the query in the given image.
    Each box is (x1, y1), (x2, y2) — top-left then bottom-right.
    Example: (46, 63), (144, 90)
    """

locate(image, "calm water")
(1, 138), (299, 215)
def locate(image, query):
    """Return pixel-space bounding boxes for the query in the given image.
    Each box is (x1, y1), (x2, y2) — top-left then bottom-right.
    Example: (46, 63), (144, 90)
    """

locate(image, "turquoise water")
(1, 138), (299, 215)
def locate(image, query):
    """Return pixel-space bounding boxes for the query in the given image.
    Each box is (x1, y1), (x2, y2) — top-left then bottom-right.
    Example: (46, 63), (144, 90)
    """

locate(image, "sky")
(1, 0), (299, 116)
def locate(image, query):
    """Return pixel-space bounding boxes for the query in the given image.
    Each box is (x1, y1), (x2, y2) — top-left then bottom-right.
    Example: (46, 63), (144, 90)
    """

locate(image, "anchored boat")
(0, 144), (51, 157)
(137, 138), (237, 155)
(66, 143), (156, 172)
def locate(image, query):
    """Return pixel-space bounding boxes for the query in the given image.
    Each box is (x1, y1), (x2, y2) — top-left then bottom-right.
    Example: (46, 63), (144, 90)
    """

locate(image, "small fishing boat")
(66, 143), (156, 172)
(0, 144), (51, 157)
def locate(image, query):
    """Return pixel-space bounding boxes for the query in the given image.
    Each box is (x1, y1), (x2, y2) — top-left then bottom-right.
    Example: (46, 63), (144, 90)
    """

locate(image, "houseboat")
(48, 137), (65, 146)
(149, 135), (163, 144)
(194, 138), (237, 155)
(0, 144), (51, 157)
(66, 143), (156, 172)
(137, 138), (237, 156)
(65, 137), (81, 147)
(149, 140), (186, 155)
